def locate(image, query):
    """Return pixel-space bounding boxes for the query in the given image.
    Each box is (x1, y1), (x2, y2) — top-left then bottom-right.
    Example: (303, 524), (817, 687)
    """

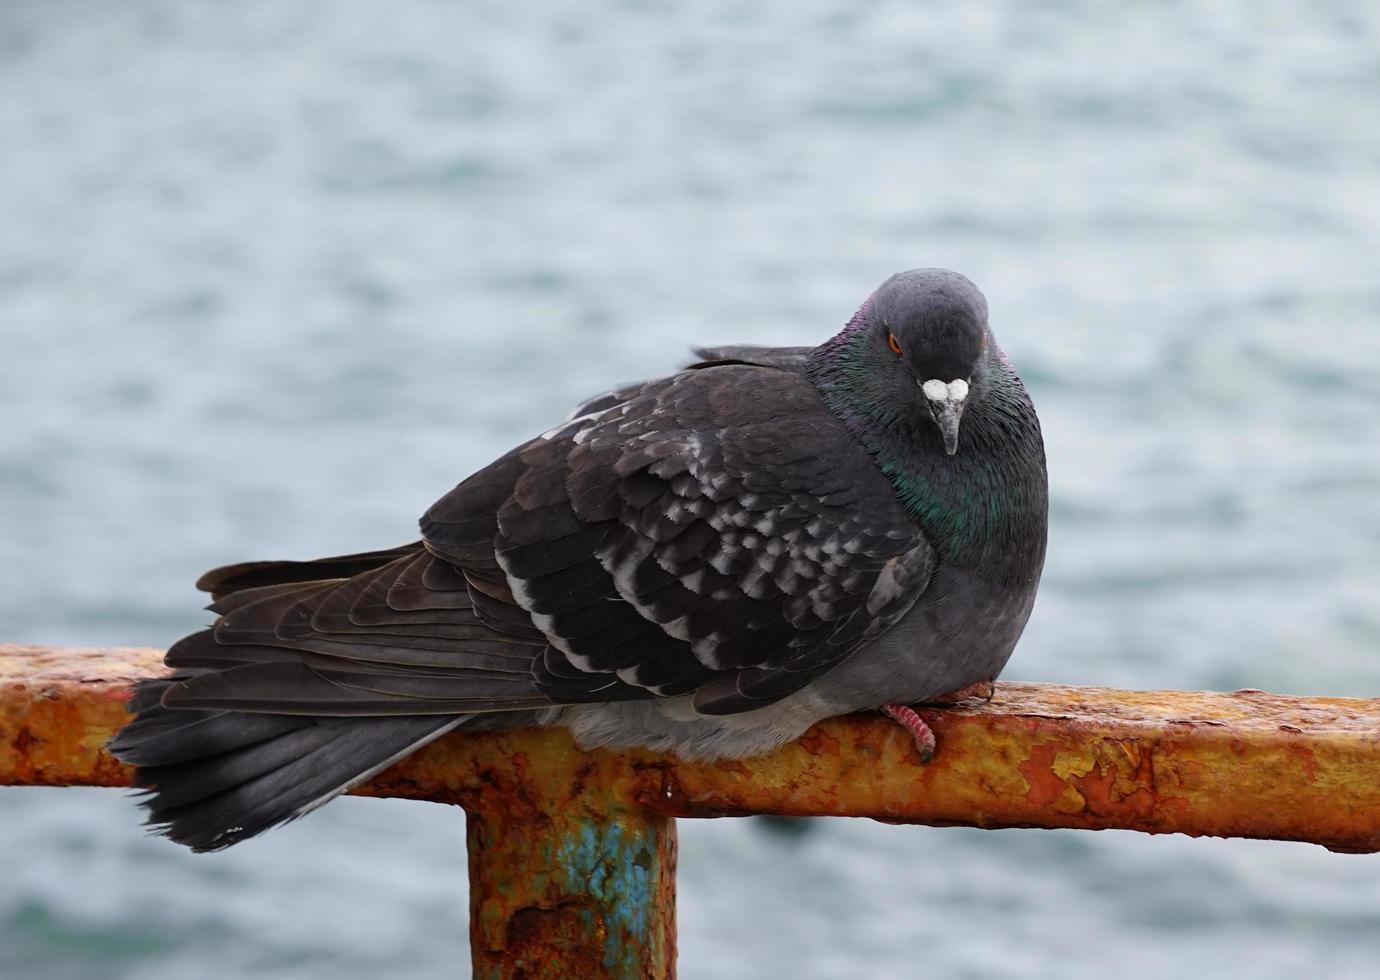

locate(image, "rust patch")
(1069, 763), (1155, 817)
(1157, 794), (1193, 821)
(1018, 742), (1068, 806)
(12, 727), (40, 757)
(1292, 744), (1318, 783)
(502, 902), (606, 979)
(795, 725), (842, 757)
(631, 763), (691, 816)
(712, 759), (751, 779)
(568, 759), (598, 799)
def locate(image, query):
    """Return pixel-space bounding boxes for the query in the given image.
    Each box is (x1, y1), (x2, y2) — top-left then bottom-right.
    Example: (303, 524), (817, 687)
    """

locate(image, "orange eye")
(887, 332), (903, 356)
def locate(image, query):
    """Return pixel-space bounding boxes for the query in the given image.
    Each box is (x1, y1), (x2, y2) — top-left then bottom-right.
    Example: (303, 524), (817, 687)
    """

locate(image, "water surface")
(3, 3), (1380, 977)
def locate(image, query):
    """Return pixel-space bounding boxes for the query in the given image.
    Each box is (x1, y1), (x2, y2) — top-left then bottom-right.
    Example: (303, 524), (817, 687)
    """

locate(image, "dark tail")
(109, 675), (461, 851)
(107, 542), (547, 851)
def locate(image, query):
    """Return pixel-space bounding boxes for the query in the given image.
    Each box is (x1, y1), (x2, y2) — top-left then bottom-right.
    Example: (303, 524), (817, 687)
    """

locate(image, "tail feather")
(111, 677), (461, 851)
(109, 706), (304, 767)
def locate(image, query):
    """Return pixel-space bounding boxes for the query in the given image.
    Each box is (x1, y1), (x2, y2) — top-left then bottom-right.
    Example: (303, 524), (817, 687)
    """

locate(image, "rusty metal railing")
(3, 642), (1379, 977)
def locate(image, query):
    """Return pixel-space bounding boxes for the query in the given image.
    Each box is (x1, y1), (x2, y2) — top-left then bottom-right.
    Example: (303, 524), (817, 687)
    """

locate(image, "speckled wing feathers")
(423, 363), (934, 714)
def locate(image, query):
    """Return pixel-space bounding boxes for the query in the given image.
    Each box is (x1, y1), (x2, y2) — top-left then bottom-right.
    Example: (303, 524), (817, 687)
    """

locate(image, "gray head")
(816, 269), (994, 456)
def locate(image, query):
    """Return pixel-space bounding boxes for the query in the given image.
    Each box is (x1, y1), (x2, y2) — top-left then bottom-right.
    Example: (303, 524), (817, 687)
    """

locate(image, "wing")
(423, 363), (935, 715)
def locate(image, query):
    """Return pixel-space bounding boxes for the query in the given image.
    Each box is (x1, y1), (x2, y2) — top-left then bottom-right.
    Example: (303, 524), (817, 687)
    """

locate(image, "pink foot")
(882, 703), (936, 763)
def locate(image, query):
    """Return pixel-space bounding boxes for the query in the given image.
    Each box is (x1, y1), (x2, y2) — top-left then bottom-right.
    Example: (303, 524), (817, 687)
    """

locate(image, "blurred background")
(3, 2), (1380, 977)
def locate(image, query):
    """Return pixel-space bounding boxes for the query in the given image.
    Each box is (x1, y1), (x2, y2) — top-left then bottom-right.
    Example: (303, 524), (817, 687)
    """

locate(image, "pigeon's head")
(865, 269), (993, 456)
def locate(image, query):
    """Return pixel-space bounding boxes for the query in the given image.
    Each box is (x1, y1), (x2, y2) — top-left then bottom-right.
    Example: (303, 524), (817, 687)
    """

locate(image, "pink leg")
(882, 703), (936, 763)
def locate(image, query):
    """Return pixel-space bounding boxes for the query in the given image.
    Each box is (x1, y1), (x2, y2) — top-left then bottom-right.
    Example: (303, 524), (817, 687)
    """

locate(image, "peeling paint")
(467, 806), (676, 978)
(1018, 742), (1071, 807)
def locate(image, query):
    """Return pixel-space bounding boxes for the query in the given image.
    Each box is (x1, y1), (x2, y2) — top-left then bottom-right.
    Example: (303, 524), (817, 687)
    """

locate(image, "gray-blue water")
(3, 2), (1380, 977)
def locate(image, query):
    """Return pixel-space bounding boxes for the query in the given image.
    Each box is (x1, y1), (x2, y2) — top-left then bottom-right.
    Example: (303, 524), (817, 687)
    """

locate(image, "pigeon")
(109, 268), (1048, 851)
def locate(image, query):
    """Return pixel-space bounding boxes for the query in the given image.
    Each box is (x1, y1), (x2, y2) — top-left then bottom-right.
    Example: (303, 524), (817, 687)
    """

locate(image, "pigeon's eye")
(887, 333), (903, 356)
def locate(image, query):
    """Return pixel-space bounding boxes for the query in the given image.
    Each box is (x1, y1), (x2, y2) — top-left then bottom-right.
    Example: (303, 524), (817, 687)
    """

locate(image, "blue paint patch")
(551, 813), (659, 972)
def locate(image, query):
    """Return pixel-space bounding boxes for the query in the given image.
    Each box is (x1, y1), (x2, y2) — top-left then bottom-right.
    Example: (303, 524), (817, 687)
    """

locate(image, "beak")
(921, 379), (969, 456)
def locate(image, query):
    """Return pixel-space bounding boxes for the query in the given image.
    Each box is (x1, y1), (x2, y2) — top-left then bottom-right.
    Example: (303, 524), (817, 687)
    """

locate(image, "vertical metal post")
(465, 795), (677, 979)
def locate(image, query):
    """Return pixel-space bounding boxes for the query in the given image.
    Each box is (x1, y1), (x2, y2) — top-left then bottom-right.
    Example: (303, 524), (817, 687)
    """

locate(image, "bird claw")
(882, 703), (936, 764)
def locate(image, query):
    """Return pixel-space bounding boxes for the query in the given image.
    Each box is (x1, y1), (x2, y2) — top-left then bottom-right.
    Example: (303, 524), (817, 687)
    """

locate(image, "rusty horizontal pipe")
(5, 643), (1380, 979)
(3, 643), (1379, 853)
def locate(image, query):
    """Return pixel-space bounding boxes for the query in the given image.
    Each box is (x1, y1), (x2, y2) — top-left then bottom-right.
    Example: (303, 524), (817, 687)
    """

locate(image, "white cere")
(921, 378), (969, 402)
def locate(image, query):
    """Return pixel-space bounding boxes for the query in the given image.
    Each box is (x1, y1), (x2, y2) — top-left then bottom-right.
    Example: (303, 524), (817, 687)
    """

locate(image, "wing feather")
(420, 363), (933, 713)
